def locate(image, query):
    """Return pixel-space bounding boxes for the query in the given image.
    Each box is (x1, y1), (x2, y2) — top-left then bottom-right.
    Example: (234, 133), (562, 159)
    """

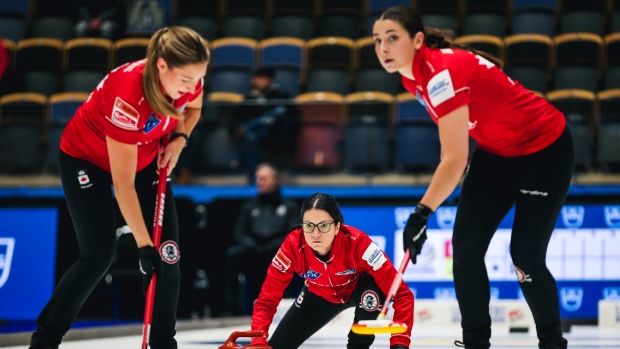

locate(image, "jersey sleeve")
(101, 71), (144, 144)
(251, 235), (297, 343)
(425, 52), (471, 119)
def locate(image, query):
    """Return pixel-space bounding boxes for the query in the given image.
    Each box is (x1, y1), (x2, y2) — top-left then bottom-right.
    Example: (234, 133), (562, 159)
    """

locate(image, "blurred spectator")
(74, 0), (124, 40)
(126, 0), (168, 36)
(223, 163), (300, 315)
(232, 67), (299, 182)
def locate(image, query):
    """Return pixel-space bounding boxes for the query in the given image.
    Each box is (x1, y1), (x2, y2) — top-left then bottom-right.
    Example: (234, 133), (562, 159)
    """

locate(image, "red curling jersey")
(402, 44), (565, 157)
(60, 59), (203, 172)
(251, 225), (414, 347)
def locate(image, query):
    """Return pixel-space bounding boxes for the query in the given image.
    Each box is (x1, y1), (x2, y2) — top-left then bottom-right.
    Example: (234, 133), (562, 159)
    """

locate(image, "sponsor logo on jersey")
(301, 268), (321, 280)
(360, 290), (380, 312)
(427, 69), (455, 107)
(109, 97), (139, 130)
(604, 206), (620, 228)
(0, 238), (15, 289)
(560, 287), (583, 312)
(561, 206), (585, 229)
(77, 169), (93, 189)
(160, 240), (179, 264)
(513, 265), (532, 283)
(143, 113), (161, 133)
(335, 268), (356, 276)
(362, 242), (387, 271)
(272, 248), (291, 272)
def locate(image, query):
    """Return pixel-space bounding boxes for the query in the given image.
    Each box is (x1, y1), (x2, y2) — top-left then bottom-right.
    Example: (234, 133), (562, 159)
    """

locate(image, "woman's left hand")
(157, 137), (186, 174)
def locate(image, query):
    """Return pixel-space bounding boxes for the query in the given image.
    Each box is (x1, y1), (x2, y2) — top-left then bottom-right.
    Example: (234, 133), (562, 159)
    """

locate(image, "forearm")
(115, 186), (152, 247)
(174, 107), (201, 135)
(420, 157), (467, 210)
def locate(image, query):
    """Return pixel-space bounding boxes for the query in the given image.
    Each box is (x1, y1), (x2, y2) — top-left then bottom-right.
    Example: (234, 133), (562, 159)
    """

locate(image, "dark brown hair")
(378, 6), (503, 68)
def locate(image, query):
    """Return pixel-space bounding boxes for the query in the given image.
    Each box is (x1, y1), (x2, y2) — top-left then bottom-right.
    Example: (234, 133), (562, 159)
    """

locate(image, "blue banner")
(0, 208), (58, 320)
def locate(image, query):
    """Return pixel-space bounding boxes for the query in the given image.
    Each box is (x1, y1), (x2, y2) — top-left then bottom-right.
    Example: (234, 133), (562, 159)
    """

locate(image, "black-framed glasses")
(302, 221), (335, 233)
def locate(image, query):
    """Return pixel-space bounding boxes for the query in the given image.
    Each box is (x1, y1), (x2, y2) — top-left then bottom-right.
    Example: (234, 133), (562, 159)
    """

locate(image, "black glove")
(402, 203), (433, 265)
(391, 345), (409, 349)
(138, 246), (162, 295)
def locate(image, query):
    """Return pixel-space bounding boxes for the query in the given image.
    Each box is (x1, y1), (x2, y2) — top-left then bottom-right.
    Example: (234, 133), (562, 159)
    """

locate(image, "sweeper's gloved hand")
(402, 203), (433, 265)
(138, 246), (162, 295)
(391, 345), (409, 349)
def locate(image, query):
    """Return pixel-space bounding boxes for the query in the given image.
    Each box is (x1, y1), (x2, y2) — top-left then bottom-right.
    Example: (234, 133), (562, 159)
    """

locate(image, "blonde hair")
(144, 26), (210, 119)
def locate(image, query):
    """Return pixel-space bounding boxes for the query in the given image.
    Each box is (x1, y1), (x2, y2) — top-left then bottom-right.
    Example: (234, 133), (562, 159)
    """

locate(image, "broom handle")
(378, 249), (410, 319)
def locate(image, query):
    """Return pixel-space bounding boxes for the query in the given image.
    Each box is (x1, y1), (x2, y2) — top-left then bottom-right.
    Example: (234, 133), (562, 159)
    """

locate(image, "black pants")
(453, 125), (574, 349)
(30, 152), (181, 349)
(268, 274), (385, 349)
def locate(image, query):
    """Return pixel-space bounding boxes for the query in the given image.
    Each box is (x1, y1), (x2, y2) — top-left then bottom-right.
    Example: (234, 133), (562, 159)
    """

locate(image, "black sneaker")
(454, 340), (486, 349)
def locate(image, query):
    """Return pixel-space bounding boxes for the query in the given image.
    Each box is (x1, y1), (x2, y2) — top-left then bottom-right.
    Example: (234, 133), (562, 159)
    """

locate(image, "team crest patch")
(360, 290), (380, 312)
(294, 290), (305, 307)
(301, 268), (321, 280)
(160, 240), (179, 264)
(143, 113), (161, 133)
(77, 170), (93, 189)
(109, 97), (139, 130)
(272, 249), (291, 272)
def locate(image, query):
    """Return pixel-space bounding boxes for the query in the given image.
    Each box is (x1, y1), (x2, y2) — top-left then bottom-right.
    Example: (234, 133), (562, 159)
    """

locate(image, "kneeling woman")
(250, 192), (414, 349)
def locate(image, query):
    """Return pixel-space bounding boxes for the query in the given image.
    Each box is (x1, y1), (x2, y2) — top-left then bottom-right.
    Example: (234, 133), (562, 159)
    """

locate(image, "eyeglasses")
(302, 221), (335, 233)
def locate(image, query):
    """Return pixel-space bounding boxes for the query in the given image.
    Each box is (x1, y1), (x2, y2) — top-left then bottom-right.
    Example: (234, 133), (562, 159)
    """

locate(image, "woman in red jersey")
(29, 26), (209, 349)
(373, 6), (573, 349)
(249, 192), (414, 349)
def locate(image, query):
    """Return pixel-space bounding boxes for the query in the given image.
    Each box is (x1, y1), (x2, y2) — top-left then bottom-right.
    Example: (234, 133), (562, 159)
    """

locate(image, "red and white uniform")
(60, 59), (203, 172)
(402, 44), (565, 157)
(251, 224), (414, 347)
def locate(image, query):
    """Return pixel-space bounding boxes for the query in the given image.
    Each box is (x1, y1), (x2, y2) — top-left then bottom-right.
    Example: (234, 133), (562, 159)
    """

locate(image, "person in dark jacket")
(224, 162), (300, 314)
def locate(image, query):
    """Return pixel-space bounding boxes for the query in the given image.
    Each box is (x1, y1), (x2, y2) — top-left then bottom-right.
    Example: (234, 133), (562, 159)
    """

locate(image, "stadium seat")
(293, 92), (344, 172)
(270, 0), (314, 40)
(365, 0), (413, 36)
(612, 1), (620, 34)
(418, 0), (460, 33)
(511, 0), (556, 37)
(316, 0), (364, 40)
(199, 92), (245, 174)
(504, 34), (553, 93)
(63, 38), (113, 93)
(454, 34), (504, 61)
(175, 0), (219, 41)
(0, 13), (27, 42)
(343, 91), (393, 173)
(31, 16), (75, 41)
(547, 89), (597, 171)
(258, 37), (305, 97)
(45, 92), (89, 172)
(0, 93), (47, 173)
(558, 0), (606, 36)
(16, 38), (64, 96)
(305, 37), (355, 95)
(222, 0), (266, 40)
(354, 37), (402, 94)
(604, 33), (620, 90)
(553, 33), (603, 93)
(462, 0), (508, 37)
(393, 92), (440, 172)
(114, 37), (150, 67)
(597, 89), (620, 170)
(208, 37), (257, 94)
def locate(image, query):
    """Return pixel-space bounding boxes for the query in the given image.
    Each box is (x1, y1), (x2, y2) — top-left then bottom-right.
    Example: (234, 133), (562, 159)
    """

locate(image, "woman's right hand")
(137, 246), (162, 294)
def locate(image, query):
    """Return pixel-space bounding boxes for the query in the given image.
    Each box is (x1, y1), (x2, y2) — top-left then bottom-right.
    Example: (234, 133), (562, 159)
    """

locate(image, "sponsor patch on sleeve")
(108, 97), (140, 130)
(427, 69), (455, 107)
(362, 242), (387, 271)
(272, 248), (292, 272)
